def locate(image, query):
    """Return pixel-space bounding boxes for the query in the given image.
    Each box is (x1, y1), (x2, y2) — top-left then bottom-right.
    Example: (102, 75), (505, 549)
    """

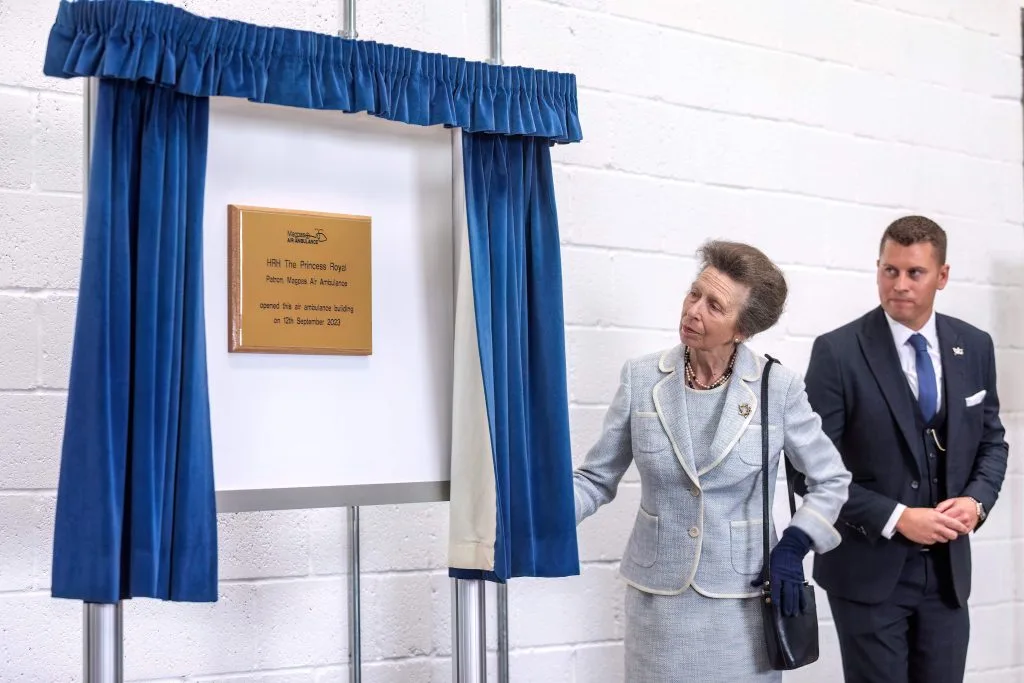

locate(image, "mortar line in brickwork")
(846, 0), (1006, 43)
(217, 566), (462, 585)
(562, 242), (698, 260)
(526, 0), (1017, 100)
(563, 322), (676, 334)
(0, 589), (50, 598)
(551, 161), (1023, 227)
(358, 655), (445, 664)
(0, 289), (79, 297)
(0, 388), (69, 397)
(502, 639), (626, 654)
(33, 294), (43, 387)
(217, 574), (349, 586)
(0, 187), (83, 199)
(576, 559), (625, 567)
(28, 90), (40, 198)
(574, 86), (1022, 169)
(145, 665), (318, 682)
(0, 83), (82, 99)
(568, 402), (611, 410)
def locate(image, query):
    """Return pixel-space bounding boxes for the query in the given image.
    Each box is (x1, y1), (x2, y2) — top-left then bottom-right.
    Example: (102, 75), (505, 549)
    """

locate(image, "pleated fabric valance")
(43, 0), (582, 143)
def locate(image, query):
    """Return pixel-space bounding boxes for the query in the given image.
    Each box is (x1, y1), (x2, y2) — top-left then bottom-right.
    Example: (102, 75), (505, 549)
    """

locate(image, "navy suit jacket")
(800, 306), (1008, 606)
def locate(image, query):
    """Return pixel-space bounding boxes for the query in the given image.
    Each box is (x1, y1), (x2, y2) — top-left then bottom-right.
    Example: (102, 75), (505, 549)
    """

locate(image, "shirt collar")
(884, 309), (938, 350)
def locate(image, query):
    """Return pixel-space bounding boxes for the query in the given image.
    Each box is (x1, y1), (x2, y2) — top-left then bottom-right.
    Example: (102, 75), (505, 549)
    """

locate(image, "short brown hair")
(696, 240), (788, 338)
(879, 215), (947, 264)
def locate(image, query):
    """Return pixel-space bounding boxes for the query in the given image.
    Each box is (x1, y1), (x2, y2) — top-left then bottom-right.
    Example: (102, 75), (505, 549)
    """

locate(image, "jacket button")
(689, 485), (700, 497)
(911, 481), (920, 490)
(689, 526), (700, 538)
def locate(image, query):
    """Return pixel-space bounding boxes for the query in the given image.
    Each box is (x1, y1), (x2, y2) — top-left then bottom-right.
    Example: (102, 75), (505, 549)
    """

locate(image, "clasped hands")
(895, 497), (979, 545)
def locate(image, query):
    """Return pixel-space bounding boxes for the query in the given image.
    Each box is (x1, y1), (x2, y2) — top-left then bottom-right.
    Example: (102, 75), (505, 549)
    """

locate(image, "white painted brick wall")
(1, 0), (1021, 681)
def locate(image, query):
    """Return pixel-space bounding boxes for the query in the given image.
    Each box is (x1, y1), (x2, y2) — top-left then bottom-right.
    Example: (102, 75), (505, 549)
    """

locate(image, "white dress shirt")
(881, 310), (942, 539)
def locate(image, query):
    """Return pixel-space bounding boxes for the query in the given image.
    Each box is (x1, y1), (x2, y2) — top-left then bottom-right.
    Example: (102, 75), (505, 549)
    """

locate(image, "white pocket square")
(965, 390), (986, 407)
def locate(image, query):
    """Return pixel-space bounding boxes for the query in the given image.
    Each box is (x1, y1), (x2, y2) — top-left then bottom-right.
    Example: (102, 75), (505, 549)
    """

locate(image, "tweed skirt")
(624, 584), (781, 682)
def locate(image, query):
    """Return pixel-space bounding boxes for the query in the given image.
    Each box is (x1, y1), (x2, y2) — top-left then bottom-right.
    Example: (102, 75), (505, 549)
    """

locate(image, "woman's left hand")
(766, 526), (813, 617)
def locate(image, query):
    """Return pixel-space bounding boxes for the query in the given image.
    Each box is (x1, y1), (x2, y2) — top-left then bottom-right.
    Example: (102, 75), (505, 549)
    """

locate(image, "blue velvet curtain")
(51, 78), (216, 603)
(44, 0), (583, 599)
(450, 134), (580, 581)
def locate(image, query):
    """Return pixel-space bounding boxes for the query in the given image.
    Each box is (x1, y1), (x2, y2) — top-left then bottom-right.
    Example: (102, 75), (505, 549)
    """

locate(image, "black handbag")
(759, 355), (820, 670)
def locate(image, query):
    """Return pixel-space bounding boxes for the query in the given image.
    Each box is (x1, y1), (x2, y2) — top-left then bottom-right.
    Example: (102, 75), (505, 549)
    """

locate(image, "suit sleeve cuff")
(881, 503), (906, 540)
(961, 483), (995, 516)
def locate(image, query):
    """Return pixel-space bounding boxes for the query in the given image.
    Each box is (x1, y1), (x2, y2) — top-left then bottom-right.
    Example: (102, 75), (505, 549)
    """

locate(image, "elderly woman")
(573, 240), (851, 682)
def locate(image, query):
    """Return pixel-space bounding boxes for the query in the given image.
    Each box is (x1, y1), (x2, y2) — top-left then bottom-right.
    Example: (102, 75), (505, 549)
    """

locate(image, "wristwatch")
(969, 497), (987, 523)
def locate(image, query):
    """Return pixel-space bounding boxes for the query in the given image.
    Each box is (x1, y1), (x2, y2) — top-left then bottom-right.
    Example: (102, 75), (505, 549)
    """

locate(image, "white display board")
(203, 97), (454, 511)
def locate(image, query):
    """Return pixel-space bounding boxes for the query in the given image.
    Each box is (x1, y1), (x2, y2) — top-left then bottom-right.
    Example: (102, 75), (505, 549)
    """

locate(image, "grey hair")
(696, 240), (788, 338)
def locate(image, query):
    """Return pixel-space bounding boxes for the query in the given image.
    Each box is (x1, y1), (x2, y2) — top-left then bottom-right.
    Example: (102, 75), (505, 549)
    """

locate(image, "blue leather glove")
(751, 526), (813, 617)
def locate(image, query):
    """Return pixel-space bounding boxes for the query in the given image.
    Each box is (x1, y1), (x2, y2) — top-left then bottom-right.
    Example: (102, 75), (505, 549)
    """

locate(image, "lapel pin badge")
(953, 347), (964, 356)
(738, 403), (752, 417)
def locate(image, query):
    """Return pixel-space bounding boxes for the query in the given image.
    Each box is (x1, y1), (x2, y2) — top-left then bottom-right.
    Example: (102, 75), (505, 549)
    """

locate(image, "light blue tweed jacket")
(574, 343), (852, 597)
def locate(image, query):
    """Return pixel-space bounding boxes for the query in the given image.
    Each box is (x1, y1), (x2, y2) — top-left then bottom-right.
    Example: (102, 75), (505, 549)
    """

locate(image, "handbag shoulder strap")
(760, 354), (798, 583)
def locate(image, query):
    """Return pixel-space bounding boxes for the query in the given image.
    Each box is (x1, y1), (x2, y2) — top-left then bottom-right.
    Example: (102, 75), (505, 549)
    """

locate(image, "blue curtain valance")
(43, 0), (582, 143)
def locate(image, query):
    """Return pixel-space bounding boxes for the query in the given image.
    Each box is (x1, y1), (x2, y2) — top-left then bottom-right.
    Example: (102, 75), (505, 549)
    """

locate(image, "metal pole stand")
(488, 3), (510, 682)
(452, 579), (486, 683)
(348, 506), (362, 683)
(83, 602), (123, 682)
(496, 582), (508, 682)
(340, 0), (360, 678)
(342, 3), (361, 676)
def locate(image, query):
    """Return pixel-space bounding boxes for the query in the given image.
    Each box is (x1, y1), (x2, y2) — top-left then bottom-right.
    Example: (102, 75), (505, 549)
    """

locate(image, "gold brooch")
(739, 403), (752, 417)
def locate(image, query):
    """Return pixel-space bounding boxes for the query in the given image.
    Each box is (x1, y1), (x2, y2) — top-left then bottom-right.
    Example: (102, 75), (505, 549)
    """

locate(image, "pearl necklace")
(684, 345), (738, 390)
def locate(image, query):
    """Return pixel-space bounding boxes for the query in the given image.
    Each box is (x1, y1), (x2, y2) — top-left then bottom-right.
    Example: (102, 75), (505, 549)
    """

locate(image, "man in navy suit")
(801, 216), (1009, 683)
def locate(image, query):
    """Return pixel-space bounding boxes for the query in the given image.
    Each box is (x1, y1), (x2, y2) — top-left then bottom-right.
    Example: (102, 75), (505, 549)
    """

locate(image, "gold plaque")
(228, 205), (371, 355)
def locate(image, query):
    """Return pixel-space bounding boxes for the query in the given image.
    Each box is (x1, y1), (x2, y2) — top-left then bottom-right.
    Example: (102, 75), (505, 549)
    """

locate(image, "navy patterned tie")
(908, 333), (937, 423)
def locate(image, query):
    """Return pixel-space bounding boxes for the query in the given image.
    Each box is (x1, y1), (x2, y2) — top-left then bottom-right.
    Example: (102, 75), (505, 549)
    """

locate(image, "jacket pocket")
(729, 520), (764, 576)
(627, 506), (660, 568)
(736, 424), (777, 467)
(633, 414), (670, 453)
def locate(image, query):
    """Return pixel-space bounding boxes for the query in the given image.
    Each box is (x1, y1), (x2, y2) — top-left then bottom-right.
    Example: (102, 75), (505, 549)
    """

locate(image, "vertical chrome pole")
(84, 602), (123, 683)
(487, 3), (509, 680)
(348, 506), (361, 683)
(82, 76), (123, 683)
(83, 77), (95, 194)
(490, 0), (502, 66)
(496, 582), (508, 683)
(342, 0), (357, 39)
(452, 578), (487, 683)
(451, 3), (506, 679)
(338, 3), (360, 679)
(450, 124), (487, 683)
